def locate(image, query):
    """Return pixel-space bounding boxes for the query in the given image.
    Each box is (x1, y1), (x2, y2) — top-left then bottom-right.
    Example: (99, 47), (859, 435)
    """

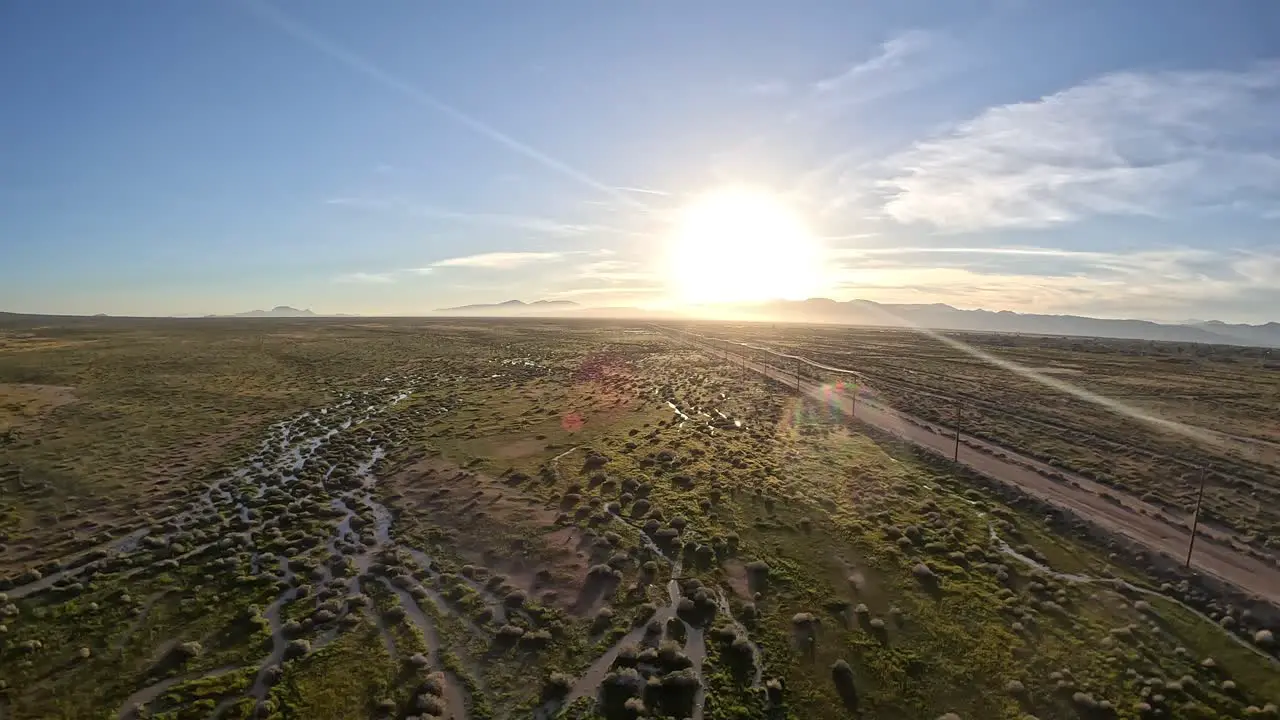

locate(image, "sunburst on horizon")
(666, 185), (829, 306)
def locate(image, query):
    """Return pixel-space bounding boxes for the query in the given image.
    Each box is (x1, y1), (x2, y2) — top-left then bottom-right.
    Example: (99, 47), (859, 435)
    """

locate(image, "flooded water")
(247, 560), (300, 706)
(685, 624), (707, 720)
(401, 548), (492, 638)
(714, 589), (763, 686)
(543, 514), (726, 719)
(116, 665), (240, 719)
(667, 401), (691, 422)
(382, 578), (470, 720)
(8, 528), (149, 600)
(182, 387), (417, 715)
(14, 373), (757, 719)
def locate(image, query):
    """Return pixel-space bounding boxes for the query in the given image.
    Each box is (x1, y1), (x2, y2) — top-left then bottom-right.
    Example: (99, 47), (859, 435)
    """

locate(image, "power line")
(1185, 467), (1207, 568)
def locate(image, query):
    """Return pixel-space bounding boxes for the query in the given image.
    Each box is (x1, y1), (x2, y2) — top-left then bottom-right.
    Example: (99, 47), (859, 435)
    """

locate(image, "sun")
(668, 185), (824, 305)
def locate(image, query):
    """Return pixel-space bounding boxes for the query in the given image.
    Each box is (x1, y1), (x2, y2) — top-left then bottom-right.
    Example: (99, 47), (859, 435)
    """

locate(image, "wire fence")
(671, 327), (1280, 570)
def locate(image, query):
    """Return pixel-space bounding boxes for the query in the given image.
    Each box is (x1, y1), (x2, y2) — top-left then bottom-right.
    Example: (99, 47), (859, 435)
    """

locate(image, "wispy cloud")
(783, 30), (959, 201)
(830, 244), (1280, 321)
(832, 246), (1110, 259)
(325, 197), (394, 210)
(431, 251), (566, 269)
(326, 196), (613, 237)
(796, 29), (957, 126)
(334, 250), (615, 285)
(875, 61), (1280, 231)
(543, 285), (665, 300)
(731, 29), (953, 181)
(525, 257), (664, 305)
(613, 186), (672, 197)
(819, 232), (881, 243)
(745, 80), (789, 97)
(572, 258), (659, 284)
(334, 271), (399, 284)
(410, 207), (602, 236)
(812, 30), (937, 95)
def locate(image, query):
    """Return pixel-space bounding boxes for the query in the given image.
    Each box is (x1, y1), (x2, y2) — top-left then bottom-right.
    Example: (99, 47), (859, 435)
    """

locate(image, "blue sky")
(2, 0), (1279, 321)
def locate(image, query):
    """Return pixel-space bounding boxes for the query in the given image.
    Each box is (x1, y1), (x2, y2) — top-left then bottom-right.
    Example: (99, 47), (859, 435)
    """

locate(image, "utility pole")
(952, 402), (962, 462)
(1185, 467), (1207, 568)
(850, 382), (857, 418)
(794, 358), (802, 395)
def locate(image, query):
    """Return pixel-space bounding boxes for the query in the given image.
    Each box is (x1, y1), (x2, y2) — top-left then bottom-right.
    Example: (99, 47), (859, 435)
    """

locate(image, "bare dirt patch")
(387, 458), (594, 614)
(722, 559), (752, 600)
(139, 416), (264, 489)
(0, 383), (77, 430)
(1030, 366), (1083, 375)
(0, 335), (98, 353)
(493, 438), (545, 460)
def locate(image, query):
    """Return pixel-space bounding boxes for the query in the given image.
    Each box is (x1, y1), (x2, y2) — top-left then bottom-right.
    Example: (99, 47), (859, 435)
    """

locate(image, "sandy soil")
(388, 459), (595, 614)
(0, 382), (77, 429)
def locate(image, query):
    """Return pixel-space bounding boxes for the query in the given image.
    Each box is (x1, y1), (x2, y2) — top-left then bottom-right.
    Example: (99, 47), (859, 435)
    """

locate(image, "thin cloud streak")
(573, 258), (659, 284)
(832, 246), (1111, 258)
(325, 197), (394, 209)
(242, 0), (649, 212)
(797, 29), (957, 124)
(326, 196), (621, 237)
(819, 232), (880, 242)
(408, 206), (601, 236)
(786, 30), (960, 200)
(544, 285), (664, 298)
(334, 271), (398, 284)
(334, 250), (621, 285)
(828, 244), (1280, 321)
(746, 79), (789, 96)
(812, 29), (936, 94)
(614, 186), (672, 197)
(432, 251), (566, 269)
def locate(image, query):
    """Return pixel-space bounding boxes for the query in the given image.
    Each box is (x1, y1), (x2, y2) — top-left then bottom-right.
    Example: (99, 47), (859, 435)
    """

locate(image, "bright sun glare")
(669, 186), (825, 305)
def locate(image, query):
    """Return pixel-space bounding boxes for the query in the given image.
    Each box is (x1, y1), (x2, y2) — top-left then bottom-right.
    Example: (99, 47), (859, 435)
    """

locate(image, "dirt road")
(674, 332), (1280, 605)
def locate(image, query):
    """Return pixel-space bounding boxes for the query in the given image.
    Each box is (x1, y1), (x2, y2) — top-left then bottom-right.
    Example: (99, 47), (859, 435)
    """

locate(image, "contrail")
(241, 0), (650, 212)
(614, 186), (673, 197)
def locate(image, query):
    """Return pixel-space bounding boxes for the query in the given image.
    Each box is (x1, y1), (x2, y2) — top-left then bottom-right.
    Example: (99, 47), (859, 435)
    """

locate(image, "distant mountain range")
(214, 305), (319, 318)
(4, 299), (1277, 348)
(427, 297), (1279, 347)
(435, 299), (581, 314)
(723, 299), (1280, 348)
(203, 306), (355, 318)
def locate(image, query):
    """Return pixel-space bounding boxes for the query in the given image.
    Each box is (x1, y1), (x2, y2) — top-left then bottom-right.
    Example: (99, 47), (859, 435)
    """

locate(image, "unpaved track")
(675, 333), (1280, 605)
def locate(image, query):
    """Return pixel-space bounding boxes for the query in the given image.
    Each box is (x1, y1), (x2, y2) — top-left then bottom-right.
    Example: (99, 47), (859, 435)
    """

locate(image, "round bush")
(831, 659), (858, 709)
(543, 671), (573, 699)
